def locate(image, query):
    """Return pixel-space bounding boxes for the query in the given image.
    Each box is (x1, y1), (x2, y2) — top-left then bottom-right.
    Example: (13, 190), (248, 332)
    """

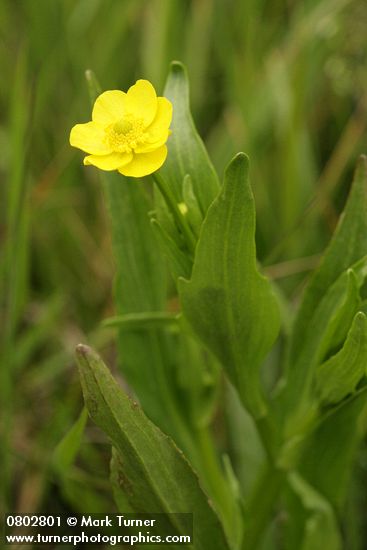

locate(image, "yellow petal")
(92, 90), (127, 125)
(70, 122), (110, 155)
(125, 80), (157, 127)
(146, 97), (172, 140)
(134, 130), (170, 153)
(84, 152), (133, 171)
(118, 145), (167, 178)
(134, 97), (172, 153)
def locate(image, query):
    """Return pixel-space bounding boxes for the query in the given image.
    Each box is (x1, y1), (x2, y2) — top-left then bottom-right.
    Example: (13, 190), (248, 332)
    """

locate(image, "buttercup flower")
(70, 80), (172, 177)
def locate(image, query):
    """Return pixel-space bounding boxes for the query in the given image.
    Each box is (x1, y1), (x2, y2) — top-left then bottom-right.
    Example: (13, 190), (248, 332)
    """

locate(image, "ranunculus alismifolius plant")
(69, 62), (367, 549)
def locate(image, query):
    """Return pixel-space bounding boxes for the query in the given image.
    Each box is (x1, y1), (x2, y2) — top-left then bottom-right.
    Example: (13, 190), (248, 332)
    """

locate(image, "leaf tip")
(232, 152), (249, 169)
(356, 154), (367, 178)
(225, 152), (250, 181)
(355, 311), (367, 325)
(75, 343), (91, 358)
(85, 69), (93, 81)
(75, 343), (99, 372)
(235, 151), (250, 162)
(170, 60), (186, 74)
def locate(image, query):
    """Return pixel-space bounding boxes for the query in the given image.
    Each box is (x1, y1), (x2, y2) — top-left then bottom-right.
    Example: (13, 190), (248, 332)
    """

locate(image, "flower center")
(105, 115), (147, 153)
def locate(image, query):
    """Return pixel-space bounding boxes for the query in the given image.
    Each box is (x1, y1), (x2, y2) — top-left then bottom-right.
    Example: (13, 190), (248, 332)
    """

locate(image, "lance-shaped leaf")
(290, 156), (367, 364)
(52, 408), (88, 475)
(110, 450), (134, 514)
(151, 217), (193, 281)
(102, 171), (219, 467)
(76, 344), (230, 550)
(286, 473), (342, 550)
(299, 386), (367, 509)
(179, 153), (280, 418)
(159, 61), (220, 213)
(281, 267), (361, 424)
(316, 269), (360, 362)
(102, 171), (177, 437)
(316, 312), (367, 405)
(280, 259), (367, 436)
(182, 174), (204, 237)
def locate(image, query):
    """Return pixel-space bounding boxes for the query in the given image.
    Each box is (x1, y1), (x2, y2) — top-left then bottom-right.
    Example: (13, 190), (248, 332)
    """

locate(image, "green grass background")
(1, 0), (366, 526)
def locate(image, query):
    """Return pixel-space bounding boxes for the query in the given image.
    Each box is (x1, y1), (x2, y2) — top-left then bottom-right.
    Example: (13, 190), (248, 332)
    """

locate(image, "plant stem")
(193, 426), (238, 541)
(237, 411), (283, 549)
(152, 171), (197, 255)
(241, 464), (285, 549)
(255, 414), (276, 462)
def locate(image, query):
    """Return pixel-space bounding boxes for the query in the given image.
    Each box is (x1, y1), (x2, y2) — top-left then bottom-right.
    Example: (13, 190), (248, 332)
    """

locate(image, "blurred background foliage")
(1, 0), (366, 522)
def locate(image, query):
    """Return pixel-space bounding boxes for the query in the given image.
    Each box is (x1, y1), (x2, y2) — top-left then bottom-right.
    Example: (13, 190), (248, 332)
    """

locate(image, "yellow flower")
(70, 80), (172, 178)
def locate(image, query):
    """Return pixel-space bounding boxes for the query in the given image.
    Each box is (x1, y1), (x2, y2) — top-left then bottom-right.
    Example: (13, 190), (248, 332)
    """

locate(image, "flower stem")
(152, 171), (197, 255)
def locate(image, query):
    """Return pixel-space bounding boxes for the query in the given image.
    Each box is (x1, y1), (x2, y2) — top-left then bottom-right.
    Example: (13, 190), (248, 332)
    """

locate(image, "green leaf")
(104, 174), (167, 313)
(179, 153), (280, 418)
(316, 312), (367, 405)
(279, 156), (367, 440)
(160, 61), (220, 213)
(299, 387), (367, 509)
(151, 218), (193, 280)
(52, 408), (88, 476)
(280, 261), (367, 434)
(287, 473), (342, 550)
(174, 323), (220, 428)
(103, 311), (220, 430)
(57, 475), (112, 514)
(76, 344), (230, 550)
(182, 174), (204, 237)
(226, 383), (265, 499)
(85, 68), (102, 102)
(102, 172), (176, 435)
(316, 269), (360, 362)
(290, 156), (367, 365)
(110, 449), (134, 514)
